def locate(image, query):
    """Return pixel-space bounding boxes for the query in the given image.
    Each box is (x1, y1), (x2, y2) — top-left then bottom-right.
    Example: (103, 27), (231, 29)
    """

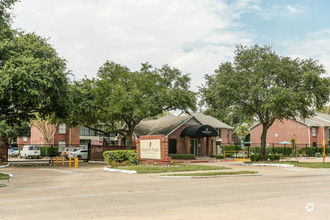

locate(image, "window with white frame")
(23, 137), (27, 142)
(58, 141), (66, 147)
(312, 127), (316, 137)
(59, 124), (66, 134)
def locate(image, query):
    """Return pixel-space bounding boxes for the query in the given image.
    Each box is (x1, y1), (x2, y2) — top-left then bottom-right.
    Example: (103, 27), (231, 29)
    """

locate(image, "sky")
(11, 0), (330, 91)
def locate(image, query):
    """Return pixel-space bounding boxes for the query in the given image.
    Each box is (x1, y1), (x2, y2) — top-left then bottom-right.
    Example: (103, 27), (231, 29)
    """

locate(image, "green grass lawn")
(118, 164), (231, 174)
(164, 170), (258, 176)
(0, 173), (10, 180)
(272, 161), (330, 168)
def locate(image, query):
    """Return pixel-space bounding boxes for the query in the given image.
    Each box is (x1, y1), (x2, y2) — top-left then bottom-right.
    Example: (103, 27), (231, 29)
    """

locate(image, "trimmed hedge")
(40, 147), (61, 157)
(298, 147), (329, 156)
(221, 145), (293, 156)
(250, 154), (280, 161)
(211, 154), (225, 159)
(103, 150), (137, 167)
(169, 154), (196, 160)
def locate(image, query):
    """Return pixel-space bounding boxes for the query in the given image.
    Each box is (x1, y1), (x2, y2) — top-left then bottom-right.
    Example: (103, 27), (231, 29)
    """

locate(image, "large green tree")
(0, 0), (70, 124)
(0, 120), (30, 145)
(0, 0), (18, 39)
(69, 61), (196, 149)
(201, 45), (329, 155)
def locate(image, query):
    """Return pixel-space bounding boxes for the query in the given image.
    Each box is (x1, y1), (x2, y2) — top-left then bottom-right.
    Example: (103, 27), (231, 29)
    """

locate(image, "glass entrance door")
(190, 139), (198, 156)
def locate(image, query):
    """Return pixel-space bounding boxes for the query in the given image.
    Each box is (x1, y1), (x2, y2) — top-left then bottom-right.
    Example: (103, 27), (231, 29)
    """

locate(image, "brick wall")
(250, 119), (327, 146)
(136, 135), (171, 165)
(90, 145), (136, 161)
(220, 129), (232, 144)
(17, 137), (31, 145)
(30, 125), (80, 146)
(0, 141), (7, 163)
(168, 124), (200, 155)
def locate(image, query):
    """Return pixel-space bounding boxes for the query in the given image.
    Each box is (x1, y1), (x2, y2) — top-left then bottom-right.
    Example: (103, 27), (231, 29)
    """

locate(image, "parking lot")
(1, 161), (330, 220)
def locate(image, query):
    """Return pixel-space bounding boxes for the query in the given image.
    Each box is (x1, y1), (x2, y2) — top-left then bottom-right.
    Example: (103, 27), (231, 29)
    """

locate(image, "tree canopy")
(0, 0), (70, 124)
(201, 45), (330, 155)
(69, 61), (196, 149)
(0, 120), (30, 145)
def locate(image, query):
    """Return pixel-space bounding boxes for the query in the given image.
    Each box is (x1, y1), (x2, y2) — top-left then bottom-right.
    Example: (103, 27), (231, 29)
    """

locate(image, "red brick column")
(184, 136), (191, 154)
(0, 143), (7, 163)
(212, 137), (216, 155)
(201, 137), (207, 156)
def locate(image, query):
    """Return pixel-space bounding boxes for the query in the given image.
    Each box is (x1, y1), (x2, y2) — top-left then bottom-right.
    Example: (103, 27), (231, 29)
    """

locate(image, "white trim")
(165, 115), (202, 137)
(308, 126), (311, 147)
(165, 115), (203, 137)
(323, 126), (325, 145)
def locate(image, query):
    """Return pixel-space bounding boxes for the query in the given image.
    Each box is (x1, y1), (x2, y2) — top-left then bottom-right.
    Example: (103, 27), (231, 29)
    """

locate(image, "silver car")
(61, 147), (79, 159)
(68, 149), (88, 160)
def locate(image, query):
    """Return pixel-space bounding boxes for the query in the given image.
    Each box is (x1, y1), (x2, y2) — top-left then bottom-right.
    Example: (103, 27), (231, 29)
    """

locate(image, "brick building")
(132, 113), (233, 156)
(250, 113), (330, 147)
(17, 123), (81, 147)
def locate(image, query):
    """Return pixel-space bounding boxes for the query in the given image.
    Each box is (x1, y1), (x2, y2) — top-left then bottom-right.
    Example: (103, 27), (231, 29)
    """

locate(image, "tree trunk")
(260, 125), (268, 155)
(126, 131), (133, 150)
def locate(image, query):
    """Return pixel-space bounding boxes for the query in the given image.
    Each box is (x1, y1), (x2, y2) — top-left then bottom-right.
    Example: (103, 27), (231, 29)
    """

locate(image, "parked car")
(20, 145), (41, 159)
(68, 149), (88, 160)
(8, 148), (19, 157)
(61, 147), (79, 159)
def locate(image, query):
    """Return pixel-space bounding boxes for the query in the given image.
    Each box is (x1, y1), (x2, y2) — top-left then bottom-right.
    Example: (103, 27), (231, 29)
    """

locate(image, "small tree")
(236, 124), (249, 146)
(290, 137), (296, 157)
(32, 114), (58, 146)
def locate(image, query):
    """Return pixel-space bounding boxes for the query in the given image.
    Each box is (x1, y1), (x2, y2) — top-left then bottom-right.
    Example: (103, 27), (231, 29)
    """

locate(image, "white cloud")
(282, 28), (330, 76)
(256, 4), (304, 20)
(287, 5), (300, 13)
(12, 0), (257, 90)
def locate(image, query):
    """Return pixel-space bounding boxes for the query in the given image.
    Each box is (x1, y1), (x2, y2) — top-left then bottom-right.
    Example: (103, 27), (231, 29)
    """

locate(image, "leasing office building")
(132, 113), (233, 156)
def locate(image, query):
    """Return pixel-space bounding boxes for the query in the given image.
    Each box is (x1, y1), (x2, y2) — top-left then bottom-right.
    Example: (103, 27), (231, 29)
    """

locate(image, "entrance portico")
(180, 125), (218, 156)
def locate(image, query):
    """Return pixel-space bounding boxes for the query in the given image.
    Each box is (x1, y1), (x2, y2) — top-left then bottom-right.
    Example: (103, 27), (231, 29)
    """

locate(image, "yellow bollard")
(69, 157), (72, 167)
(56, 156), (58, 165)
(62, 156), (65, 166)
(74, 157), (78, 168)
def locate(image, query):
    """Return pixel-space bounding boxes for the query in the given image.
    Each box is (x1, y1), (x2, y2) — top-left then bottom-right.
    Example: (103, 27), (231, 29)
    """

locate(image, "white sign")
(140, 139), (161, 159)
(91, 140), (103, 145)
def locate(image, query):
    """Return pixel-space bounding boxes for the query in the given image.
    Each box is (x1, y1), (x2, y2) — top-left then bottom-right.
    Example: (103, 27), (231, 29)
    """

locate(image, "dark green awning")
(180, 125), (218, 137)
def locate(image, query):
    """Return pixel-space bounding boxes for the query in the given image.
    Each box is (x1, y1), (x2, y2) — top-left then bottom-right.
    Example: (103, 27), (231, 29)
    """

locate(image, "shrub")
(250, 154), (280, 161)
(40, 147), (61, 157)
(103, 150), (137, 166)
(246, 146), (293, 156)
(169, 154), (196, 160)
(211, 154), (225, 159)
(315, 152), (322, 157)
(298, 147), (329, 156)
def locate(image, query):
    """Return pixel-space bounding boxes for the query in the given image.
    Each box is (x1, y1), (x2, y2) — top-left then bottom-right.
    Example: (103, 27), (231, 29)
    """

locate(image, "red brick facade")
(136, 135), (171, 165)
(0, 142), (7, 163)
(167, 124), (217, 156)
(17, 125), (80, 146)
(219, 128), (232, 145)
(251, 119), (329, 147)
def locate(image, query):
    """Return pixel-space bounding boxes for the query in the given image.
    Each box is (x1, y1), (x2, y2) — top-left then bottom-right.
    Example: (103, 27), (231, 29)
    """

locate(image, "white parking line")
(39, 169), (87, 175)
(0, 189), (160, 203)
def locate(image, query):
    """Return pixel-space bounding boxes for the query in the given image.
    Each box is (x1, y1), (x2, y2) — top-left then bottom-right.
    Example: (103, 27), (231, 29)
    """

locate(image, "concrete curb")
(0, 163), (9, 169)
(88, 161), (106, 164)
(243, 163), (294, 168)
(158, 176), (192, 179)
(103, 167), (137, 174)
(159, 173), (262, 179)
